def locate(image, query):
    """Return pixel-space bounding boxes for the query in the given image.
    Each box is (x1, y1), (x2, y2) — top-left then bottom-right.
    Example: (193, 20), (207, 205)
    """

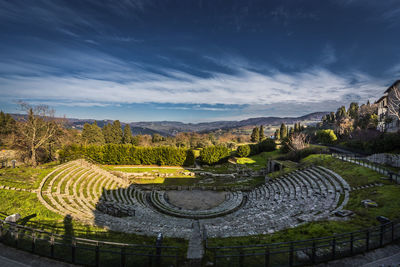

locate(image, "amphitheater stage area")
(165, 190), (227, 210)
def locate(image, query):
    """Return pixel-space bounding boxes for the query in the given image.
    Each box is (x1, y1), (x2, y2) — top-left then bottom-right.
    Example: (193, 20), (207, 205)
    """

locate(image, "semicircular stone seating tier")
(38, 160), (350, 239)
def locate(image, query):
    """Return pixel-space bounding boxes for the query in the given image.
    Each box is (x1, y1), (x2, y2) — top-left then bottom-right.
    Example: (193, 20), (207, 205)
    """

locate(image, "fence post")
(155, 233), (163, 267)
(264, 247), (270, 267)
(239, 249), (244, 267)
(331, 238), (336, 260)
(32, 231), (36, 253)
(71, 239), (77, 264)
(392, 222), (395, 242)
(95, 242), (100, 267)
(366, 230), (370, 251)
(311, 241), (316, 264)
(289, 242), (294, 267)
(14, 230), (19, 248)
(50, 234), (55, 258)
(120, 246), (126, 267)
(350, 233), (354, 256)
(380, 224), (384, 247)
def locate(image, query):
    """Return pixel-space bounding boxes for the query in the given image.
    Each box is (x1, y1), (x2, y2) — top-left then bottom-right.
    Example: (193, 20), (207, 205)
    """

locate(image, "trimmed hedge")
(59, 144), (194, 166)
(249, 138), (277, 155)
(200, 145), (230, 165)
(236, 145), (251, 157)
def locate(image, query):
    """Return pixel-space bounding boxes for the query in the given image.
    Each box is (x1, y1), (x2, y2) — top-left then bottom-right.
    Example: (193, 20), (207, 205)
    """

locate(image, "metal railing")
(0, 219), (184, 267)
(205, 219), (400, 267)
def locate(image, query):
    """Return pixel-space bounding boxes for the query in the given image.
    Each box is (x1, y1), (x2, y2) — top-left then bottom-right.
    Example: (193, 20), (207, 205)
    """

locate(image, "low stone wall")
(367, 153), (400, 168)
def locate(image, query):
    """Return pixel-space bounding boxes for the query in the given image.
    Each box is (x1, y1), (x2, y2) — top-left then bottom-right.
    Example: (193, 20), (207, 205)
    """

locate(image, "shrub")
(200, 145), (230, 165)
(59, 144), (190, 166)
(184, 149), (196, 166)
(236, 145), (251, 157)
(316, 130), (337, 145)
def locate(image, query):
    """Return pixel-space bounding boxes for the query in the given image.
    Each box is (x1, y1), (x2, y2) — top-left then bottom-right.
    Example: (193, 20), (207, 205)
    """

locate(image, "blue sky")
(0, 0), (399, 122)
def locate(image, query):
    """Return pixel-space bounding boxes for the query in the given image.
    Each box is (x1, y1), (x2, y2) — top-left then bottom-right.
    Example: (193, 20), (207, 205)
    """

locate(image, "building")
(376, 80), (400, 132)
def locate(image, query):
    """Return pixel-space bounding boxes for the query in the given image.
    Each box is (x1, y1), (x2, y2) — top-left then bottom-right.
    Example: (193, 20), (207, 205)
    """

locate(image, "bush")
(316, 130), (337, 145)
(200, 145), (230, 165)
(236, 145), (251, 157)
(183, 149), (196, 166)
(59, 144), (190, 166)
(249, 138), (277, 155)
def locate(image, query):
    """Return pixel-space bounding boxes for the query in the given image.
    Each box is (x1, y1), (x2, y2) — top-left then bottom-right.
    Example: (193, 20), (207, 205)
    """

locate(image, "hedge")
(236, 145), (251, 157)
(249, 138), (277, 155)
(59, 144), (195, 166)
(200, 145), (230, 165)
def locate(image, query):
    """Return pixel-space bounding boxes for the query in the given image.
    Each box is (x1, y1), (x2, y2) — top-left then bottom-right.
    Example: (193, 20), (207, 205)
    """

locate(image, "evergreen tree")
(250, 127), (260, 143)
(0, 111), (15, 135)
(329, 112), (336, 122)
(289, 127), (294, 137)
(122, 125), (133, 144)
(348, 102), (359, 120)
(102, 124), (113, 143)
(112, 120), (123, 144)
(259, 125), (265, 142)
(336, 106), (348, 121)
(274, 129), (280, 140)
(82, 122), (105, 145)
(280, 123), (287, 139)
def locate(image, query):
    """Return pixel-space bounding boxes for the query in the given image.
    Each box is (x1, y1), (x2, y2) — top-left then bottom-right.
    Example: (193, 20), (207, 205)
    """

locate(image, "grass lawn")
(300, 154), (388, 187)
(236, 150), (282, 170)
(0, 162), (59, 190)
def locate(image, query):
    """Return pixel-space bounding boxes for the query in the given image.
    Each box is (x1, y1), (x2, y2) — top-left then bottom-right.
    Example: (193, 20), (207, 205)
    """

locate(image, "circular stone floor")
(165, 190), (227, 210)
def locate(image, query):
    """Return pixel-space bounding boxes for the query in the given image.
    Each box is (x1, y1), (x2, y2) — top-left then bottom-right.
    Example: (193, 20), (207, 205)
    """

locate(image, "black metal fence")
(0, 219), (184, 267)
(332, 153), (400, 184)
(205, 219), (400, 267)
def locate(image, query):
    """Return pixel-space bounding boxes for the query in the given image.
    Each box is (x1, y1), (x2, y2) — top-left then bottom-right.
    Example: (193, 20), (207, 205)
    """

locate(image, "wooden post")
(392, 222), (395, 242)
(380, 225), (384, 247)
(120, 246), (126, 267)
(239, 250), (244, 267)
(311, 241), (316, 264)
(71, 239), (76, 264)
(289, 242), (294, 267)
(366, 230), (370, 251)
(32, 231), (36, 253)
(350, 233), (354, 256)
(331, 238), (336, 260)
(264, 247), (270, 267)
(95, 242), (100, 267)
(50, 235), (55, 258)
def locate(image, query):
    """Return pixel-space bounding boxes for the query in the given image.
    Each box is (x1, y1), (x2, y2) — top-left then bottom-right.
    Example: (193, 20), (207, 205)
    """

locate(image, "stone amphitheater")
(38, 159), (350, 239)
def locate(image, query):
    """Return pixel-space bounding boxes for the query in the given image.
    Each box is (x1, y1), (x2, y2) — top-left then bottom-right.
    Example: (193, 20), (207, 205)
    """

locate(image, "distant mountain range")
(64, 111), (330, 136)
(11, 111), (329, 136)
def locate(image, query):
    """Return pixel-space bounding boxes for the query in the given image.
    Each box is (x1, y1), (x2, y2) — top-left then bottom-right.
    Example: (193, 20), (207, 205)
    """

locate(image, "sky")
(0, 0), (399, 123)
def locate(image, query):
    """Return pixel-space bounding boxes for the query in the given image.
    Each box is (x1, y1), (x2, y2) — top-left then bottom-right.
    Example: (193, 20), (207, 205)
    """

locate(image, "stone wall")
(366, 153), (400, 168)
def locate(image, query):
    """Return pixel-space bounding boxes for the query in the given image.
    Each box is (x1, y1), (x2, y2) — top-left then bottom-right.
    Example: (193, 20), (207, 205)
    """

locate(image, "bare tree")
(287, 133), (309, 152)
(15, 103), (62, 167)
(387, 85), (400, 121)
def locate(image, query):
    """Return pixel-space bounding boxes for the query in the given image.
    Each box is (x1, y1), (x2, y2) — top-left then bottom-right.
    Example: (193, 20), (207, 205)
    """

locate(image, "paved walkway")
(0, 243), (77, 267)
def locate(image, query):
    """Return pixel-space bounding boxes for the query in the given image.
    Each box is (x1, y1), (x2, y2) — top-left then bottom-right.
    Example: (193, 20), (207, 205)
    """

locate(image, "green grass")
(300, 154), (387, 187)
(0, 162), (59, 190)
(236, 150), (282, 170)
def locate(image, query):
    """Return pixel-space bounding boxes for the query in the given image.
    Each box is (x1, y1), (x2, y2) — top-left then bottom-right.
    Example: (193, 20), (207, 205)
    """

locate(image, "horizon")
(1, 1), (399, 122)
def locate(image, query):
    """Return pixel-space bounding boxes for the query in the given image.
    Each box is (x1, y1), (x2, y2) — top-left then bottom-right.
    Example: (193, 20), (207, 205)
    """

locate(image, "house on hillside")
(376, 80), (400, 132)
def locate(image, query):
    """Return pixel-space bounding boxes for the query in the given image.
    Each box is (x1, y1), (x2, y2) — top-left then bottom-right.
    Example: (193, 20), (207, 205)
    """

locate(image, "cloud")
(320, 44), (337, 65)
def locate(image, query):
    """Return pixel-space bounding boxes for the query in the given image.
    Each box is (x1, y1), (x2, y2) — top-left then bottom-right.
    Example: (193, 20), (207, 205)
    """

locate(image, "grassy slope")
(208, 154), (400, 246)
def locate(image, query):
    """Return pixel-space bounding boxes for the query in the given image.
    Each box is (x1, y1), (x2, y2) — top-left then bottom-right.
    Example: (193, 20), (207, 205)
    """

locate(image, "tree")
(281, 133), (309, 153)
(274, 129), (280, 140)
(102, 124), (113, 143)
(259, 125), (265, 142)
(0, 111), (15, 135)
(387, 84), (400, 121)
(250, 127), (259, 143)
(316, 129), (337, 145)
(236, 145), (250, 157)
(348, 102), (359, 121)
(280, 123), (287, 139)
(335, 106), (348, 121)
(82, 121), (105, 145)
(15, 103), (62, 167)
(152, 133), (164, 143)
(112, 120), (123, 144)
(289, 127), (294, 138)
(122, 125), (134, 144)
